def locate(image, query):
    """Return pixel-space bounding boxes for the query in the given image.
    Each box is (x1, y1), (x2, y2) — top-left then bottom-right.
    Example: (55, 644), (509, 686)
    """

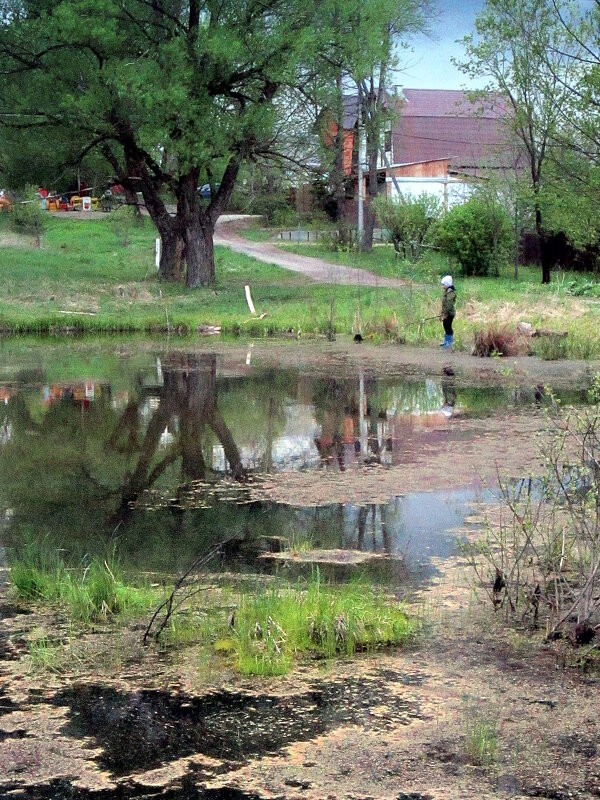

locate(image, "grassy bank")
(9, 542), (415, 677)
(2, 215), (600, 356)
(0, 215), (431, 341)
(280, 242), (600, 359)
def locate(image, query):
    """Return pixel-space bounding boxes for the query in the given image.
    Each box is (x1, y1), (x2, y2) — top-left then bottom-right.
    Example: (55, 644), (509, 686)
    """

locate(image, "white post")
(359, 368), (368, 460)
(155, 237), (161, 270)
(357, 93), (364, 247)
(244, 284), (257, 316)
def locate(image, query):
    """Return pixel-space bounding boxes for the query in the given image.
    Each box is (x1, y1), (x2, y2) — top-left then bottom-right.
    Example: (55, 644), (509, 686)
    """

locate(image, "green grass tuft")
(10, 544), (161, 623)
(464, 717), (498, 767)
(215, 578), (415, 676)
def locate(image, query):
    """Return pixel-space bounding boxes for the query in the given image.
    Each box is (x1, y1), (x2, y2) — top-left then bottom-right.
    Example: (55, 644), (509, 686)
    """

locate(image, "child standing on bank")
(440, 275), (456, 349)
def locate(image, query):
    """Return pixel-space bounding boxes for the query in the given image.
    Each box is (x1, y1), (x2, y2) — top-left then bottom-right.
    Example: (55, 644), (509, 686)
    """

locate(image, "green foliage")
(540, 158), (600, 257)
(11, 189), (46, 244)
(227, 163), (293, 222)
(563, 279), (600, 297)
(10, 544), (160, 623)
(464, 717), (498, 767)
(436, 196), (512, 276)
(372, 193), (440, 261)
(0, 0), (426, 284)
(108, 205), (143, 248)
(224, 578), (415, 676)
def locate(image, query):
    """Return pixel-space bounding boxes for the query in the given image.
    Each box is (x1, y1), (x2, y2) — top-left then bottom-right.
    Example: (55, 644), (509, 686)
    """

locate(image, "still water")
(0, 340), (582, 581)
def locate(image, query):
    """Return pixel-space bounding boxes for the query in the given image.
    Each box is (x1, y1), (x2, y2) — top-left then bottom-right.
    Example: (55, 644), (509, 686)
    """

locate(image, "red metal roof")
(399, 89), (505, 119)
(392, 89), (517, 173)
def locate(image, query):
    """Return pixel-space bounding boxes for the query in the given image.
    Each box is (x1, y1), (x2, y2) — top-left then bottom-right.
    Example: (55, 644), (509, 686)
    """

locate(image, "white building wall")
(386, 176), (475, 209)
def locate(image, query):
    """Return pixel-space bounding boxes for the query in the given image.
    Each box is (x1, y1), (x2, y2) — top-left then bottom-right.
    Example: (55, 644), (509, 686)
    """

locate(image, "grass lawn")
(280, 241), (600, 358)
(1, 214), (600, 357)
(0, 214), (434, 340)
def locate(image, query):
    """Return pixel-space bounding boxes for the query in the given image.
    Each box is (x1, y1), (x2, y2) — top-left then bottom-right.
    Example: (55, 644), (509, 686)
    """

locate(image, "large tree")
(299, 0), (427, 247)
(459, 0), (579, 283)
(0, 0), (328, 286)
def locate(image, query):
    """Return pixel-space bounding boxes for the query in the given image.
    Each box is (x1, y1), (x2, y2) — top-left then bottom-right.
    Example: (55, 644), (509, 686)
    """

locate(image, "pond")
(0, 338), (595, 799)
(0, 338), (581, 582)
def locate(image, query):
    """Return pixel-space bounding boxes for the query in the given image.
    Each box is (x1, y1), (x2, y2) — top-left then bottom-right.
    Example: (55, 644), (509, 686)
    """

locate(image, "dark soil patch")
(2, 777), (275, 800)
(0, 689), (19, 716)
(0, 602), (31, 621)
(50, 675), (425, 777)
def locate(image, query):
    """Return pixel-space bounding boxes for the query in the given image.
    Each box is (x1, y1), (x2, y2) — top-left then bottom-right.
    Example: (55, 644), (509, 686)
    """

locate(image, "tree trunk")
(362, 139), (378, 252)
(185, 215), (215, 288)
(124, 185), (141, 216)
(535, 205), (551, 284)
(159, 226), (185, 282)
(333, 71), (349, 245)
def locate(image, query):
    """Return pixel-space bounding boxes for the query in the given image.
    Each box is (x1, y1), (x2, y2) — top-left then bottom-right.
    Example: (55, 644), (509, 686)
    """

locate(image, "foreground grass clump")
(10, 546), (160, 623)
(182, 578), (416, 676)
(464, 717), (498, 767)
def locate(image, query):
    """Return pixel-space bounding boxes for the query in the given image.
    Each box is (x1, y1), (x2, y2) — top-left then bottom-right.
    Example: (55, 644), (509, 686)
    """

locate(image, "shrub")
(108, 205), (142, 247)
(436, 195), (512, 276)
(472, 325), (528, 357)
(462, 378), (600, 645)
(11, 187), (46, 245)
(372, 193), (440, 261)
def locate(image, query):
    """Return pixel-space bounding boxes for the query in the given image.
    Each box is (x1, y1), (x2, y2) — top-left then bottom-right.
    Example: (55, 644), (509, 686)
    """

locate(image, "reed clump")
(212, 577), (416, 676)
(10, 543), (159, 623)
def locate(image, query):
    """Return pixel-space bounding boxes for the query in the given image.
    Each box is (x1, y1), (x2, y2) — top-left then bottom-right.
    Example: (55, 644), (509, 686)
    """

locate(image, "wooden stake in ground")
(245, 284), (256, 315)
(244, 285), (267, 320)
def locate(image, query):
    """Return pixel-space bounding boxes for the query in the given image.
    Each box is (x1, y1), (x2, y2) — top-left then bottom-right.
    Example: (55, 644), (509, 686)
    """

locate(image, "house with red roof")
(337, 88), (518, 220)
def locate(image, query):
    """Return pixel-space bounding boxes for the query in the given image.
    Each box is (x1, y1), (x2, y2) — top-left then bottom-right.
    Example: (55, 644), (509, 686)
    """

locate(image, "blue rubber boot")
(441, 334), (454, 349)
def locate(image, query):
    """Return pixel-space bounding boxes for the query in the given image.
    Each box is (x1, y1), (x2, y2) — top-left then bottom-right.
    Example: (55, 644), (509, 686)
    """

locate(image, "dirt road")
(214, 217), (408, 288)
(55, 210), (406, 287)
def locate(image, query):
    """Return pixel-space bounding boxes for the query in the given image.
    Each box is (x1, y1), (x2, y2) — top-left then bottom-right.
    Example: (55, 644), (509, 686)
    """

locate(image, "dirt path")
(52, 210), (406, 287)
(214, 218), (408, 288)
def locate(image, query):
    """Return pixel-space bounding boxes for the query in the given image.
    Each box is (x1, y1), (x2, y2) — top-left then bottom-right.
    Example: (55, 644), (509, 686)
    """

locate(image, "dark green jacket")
(442, 287), (456, 318)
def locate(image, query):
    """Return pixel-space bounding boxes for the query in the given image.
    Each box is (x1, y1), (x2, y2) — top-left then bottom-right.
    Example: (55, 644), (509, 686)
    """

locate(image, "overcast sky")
(396, 0), (486, 90)
(398, 0), (596, 91)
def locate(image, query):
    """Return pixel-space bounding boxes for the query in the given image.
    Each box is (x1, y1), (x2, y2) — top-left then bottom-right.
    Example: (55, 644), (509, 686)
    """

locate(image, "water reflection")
(0, 348), (585, 575)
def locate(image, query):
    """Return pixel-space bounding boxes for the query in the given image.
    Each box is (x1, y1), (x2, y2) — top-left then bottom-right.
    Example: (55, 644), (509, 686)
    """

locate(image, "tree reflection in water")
(111, 354), (244, 522)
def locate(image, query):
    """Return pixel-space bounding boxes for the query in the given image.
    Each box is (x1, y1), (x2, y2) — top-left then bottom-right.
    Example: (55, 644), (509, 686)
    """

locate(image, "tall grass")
(10, 543), (160, 623)
(216, 577), (415, 676)
(464, 717), (498, 767)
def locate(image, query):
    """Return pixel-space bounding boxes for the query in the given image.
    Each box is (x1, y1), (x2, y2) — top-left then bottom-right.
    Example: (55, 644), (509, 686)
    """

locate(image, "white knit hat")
(441, 275), (453, 288)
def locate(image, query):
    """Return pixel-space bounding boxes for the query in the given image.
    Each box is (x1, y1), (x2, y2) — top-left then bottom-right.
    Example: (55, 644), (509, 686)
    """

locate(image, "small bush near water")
(10, 544), (158, 623)
(472, 325), (528, 357)
(436, 195), (511, 277)
(463, 377), (600, 650)
(209, 579), (415, 676)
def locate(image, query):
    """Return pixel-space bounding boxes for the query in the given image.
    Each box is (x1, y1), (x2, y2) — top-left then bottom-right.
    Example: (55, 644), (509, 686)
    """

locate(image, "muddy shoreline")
(1, 336), (598, 388)
(2, 340), (600, 799)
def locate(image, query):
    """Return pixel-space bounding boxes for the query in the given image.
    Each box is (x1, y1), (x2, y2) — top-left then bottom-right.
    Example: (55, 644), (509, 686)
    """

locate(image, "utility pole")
(513, 158), (520, 281)
(357, 89), (364, 247)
